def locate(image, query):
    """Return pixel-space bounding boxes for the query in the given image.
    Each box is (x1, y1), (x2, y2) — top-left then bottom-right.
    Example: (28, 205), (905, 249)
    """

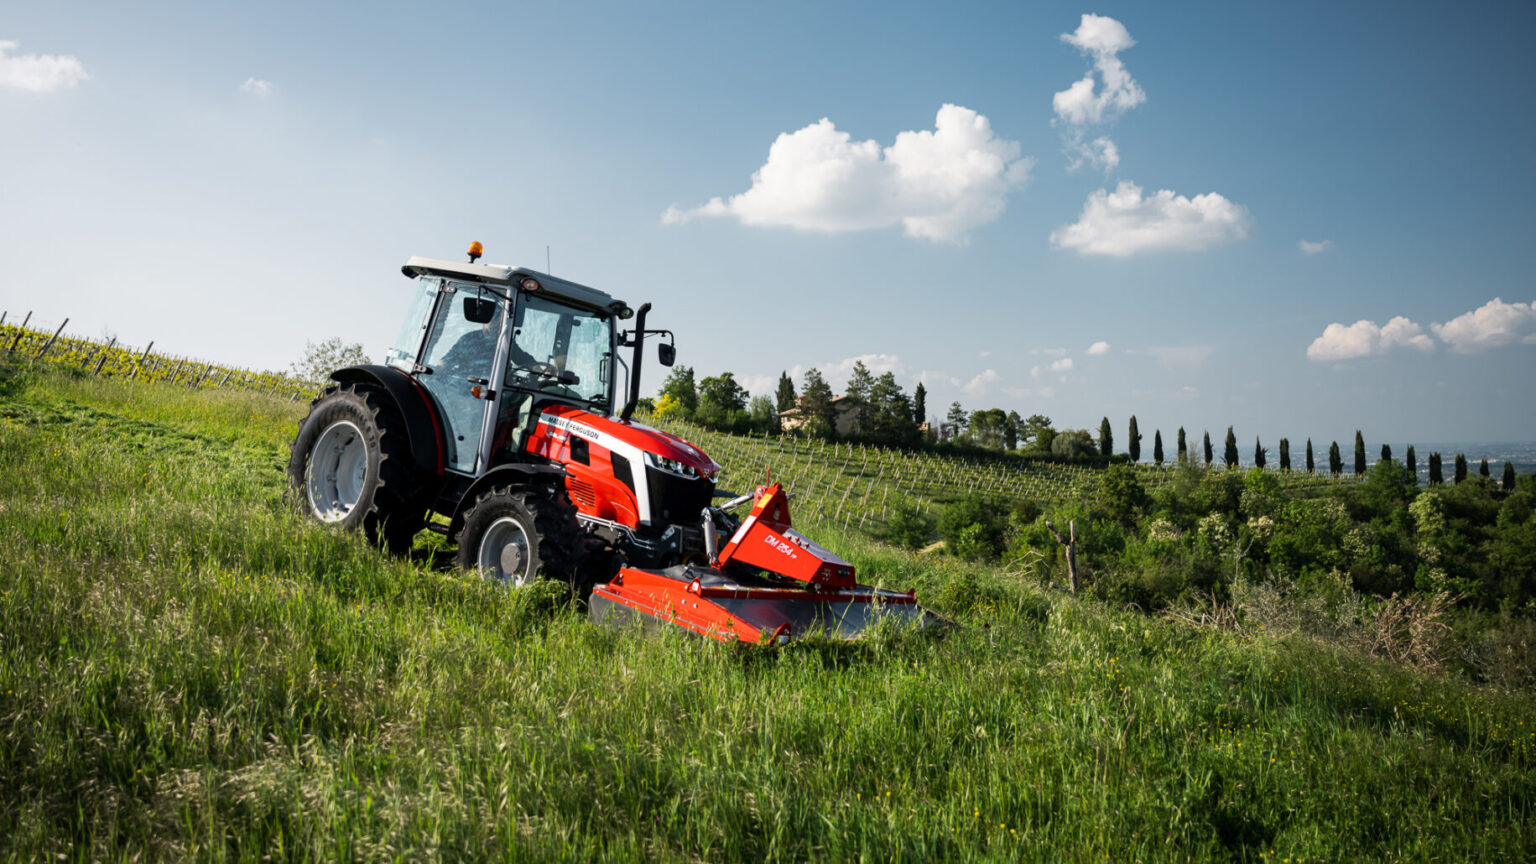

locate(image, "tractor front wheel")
(287, 383), (424, 554)
(456, 486), (581, 587)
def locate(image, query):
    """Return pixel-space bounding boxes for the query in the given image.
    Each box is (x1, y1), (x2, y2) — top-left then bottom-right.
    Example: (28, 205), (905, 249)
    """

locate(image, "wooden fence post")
(91, 338), (117, 373)
(7, 312), (32, 352)
(36, 318), (69, 359)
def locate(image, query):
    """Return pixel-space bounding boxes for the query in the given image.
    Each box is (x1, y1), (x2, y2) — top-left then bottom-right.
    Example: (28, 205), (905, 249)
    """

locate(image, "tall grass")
(1, 362), (1532, 861)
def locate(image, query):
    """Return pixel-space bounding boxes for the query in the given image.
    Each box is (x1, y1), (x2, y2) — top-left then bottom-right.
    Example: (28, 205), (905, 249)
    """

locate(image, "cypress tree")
(1480, 458), (1491, 478)
(1354, 431), (1367, 476)
(1279, 438), (1291, 472)
(1329, 441), (1342, 477)
(1406, 445), (1418, 485)
(1099, 417), (1114, 459)
(1306, 438), (1315, 473)
(774, 371), (797, 413)
(1153, 430), (1164, 466)
(1428, 452), (1443, 485)
(1223, 426), (1238, 469)
(912, 381), (927, 427)
(1254, 437), (1266, 469)
(1128, 415), (1142, 462)
(1504, 461), (1517, 491)
(1381, 443), (1392, 462)
(1203, 431), (1213, 467)
(1177, 427), (1188, 463)
(1454, 453), (1468, 484)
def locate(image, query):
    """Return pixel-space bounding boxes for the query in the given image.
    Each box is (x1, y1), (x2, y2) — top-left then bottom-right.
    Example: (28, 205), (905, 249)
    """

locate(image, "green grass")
(1, 362), (1532, 861)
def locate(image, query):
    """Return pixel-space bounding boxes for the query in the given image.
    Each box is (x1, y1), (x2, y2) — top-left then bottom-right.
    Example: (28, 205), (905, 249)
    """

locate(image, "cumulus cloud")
(1050, 357), (1074, 372)
(1029, 347), (1068, 357)
(1087, 340), (1110, 355)
(0, 40), (88, 93)
(240, 77), (273, 96)
(1299, 239), (1333, 255)
(1050, 181), (1250, 256)
(662, 104), (1032, 243)
(1306, 316), (1435, 362)
(1431, 298), (1536, 353)
(1053, 15), (1142, 171)
(1054, 15), (1144, 127)
(961, 368), (1001, 396)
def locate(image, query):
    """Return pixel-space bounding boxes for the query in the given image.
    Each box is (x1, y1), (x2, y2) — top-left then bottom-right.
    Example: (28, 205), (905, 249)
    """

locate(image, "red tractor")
(288, 246), (931, 642)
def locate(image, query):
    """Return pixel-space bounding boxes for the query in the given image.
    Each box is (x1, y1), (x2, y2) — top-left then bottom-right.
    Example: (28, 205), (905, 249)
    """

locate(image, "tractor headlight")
(644, 452), (700, 479)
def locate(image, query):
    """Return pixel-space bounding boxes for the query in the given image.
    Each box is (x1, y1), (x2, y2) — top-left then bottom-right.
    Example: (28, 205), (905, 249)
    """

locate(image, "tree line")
(641, 367), (1521, 488)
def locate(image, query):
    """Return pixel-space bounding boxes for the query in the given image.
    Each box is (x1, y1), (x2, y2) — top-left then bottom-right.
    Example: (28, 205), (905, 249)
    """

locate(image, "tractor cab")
(383, 256), (638, 476)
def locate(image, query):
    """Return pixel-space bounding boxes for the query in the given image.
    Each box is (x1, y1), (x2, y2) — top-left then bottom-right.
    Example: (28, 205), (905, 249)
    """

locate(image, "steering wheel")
(512, 362), (559, 381)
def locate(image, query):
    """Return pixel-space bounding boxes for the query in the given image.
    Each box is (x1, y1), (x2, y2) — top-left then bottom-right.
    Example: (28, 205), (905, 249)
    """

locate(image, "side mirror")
(463, 296), (496, 324)
(658, 343), (676, 367)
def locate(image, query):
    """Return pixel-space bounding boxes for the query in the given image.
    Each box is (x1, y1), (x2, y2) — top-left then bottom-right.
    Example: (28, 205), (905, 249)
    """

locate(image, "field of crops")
(1, 315), (1360, 541)
(652, 416), (1357, 535)
(0, 315), (313, 400)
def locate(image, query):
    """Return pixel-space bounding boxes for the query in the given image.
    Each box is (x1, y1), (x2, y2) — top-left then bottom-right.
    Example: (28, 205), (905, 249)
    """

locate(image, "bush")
(1098, 464), (1148, 525)
(937, 494), (1008, 561)
(883, 502), (936, 550)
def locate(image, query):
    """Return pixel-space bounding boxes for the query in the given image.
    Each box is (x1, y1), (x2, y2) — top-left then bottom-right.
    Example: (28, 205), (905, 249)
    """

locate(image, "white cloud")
(0, 40), (88, 93)
(1053, 15), (1144, 127)
(1028, 347), (1067, 357)
(662, 104), (1032, 243)
(1050, 181), (1250, 256)
(1306, 316), (1434, 362)
(961, 368), (1001, 396)
(1050, 357), (1074, 372)
(240, 77), (273, 96)
(1066, 135), (1121, 174)
(1053, 15), (1142, 171)
(1431, 298), (1536, 353)
(1299, 239), (1333, 255)
(1087, 340), (1110, 355)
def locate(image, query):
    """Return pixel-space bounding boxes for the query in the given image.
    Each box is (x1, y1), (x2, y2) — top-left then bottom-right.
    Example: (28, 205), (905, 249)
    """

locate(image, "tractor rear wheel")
(288, 383), (424, 554)
(456, 486), (581, 587)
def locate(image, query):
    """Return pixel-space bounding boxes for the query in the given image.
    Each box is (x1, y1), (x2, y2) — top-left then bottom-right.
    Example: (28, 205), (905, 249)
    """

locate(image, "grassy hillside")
(1, 362), (1532, 861)
(654, 417), (1353, 537)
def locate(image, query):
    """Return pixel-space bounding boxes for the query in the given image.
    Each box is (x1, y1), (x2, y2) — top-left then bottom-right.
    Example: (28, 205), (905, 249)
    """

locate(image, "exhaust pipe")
(620, 302), (652, 421)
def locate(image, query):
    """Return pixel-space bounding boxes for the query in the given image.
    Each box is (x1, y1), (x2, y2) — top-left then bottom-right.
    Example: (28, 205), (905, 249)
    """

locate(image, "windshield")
(509, 294), (612, 409)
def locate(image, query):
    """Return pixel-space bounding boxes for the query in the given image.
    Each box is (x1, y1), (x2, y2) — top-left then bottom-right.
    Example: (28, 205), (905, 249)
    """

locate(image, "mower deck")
(589, 564), (931, 643)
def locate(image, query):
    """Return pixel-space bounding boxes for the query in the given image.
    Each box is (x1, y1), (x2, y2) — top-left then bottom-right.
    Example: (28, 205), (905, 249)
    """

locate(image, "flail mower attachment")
(589, 483), (936, 643)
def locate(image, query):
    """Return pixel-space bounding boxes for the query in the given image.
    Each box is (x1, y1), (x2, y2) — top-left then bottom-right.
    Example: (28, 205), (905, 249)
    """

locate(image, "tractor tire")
(455, 486), (582, 587)
(287, 383), (424, 555)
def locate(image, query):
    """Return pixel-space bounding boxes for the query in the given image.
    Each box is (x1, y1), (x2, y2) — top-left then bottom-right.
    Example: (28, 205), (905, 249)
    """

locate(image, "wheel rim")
(479, 516), (533, 586)
(305, 420), (368, 522)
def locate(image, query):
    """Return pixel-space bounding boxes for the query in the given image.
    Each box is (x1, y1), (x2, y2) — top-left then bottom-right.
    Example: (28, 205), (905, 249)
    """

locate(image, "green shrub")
(882, 501), (935, 550)
(936, 494), (1007, 561)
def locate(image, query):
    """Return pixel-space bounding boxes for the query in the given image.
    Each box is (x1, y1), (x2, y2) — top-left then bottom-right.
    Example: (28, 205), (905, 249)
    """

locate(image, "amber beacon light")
(467, 241), (483, 263)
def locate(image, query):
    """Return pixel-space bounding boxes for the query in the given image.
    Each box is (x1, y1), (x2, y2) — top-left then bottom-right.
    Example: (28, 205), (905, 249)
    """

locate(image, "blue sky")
(3, 1), (1534, 449)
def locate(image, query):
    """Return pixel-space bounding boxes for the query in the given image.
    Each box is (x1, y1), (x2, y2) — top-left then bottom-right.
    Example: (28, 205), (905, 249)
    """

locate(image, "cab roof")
(401, 256), (627, 316)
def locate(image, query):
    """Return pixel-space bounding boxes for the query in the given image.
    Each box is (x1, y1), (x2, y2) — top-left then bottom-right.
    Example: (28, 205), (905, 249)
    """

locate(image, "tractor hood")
(538, 404), (720, 480)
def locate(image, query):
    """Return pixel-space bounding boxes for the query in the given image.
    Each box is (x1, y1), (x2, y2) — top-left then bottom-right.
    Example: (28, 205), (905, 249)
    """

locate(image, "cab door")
(416, 282), (508, 473)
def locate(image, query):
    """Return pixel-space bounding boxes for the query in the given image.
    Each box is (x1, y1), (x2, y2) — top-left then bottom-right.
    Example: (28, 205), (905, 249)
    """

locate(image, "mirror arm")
(620, 303), (652, 421)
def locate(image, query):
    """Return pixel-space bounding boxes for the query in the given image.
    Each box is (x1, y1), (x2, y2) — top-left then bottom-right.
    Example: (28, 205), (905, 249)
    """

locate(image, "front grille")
(645, 467), (714, 526)
(566, 477), (597, 509)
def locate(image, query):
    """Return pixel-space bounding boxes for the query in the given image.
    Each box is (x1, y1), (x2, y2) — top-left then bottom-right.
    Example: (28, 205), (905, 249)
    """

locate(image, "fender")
(447, 462), (570, 540)
(330, 365), (444, 477)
